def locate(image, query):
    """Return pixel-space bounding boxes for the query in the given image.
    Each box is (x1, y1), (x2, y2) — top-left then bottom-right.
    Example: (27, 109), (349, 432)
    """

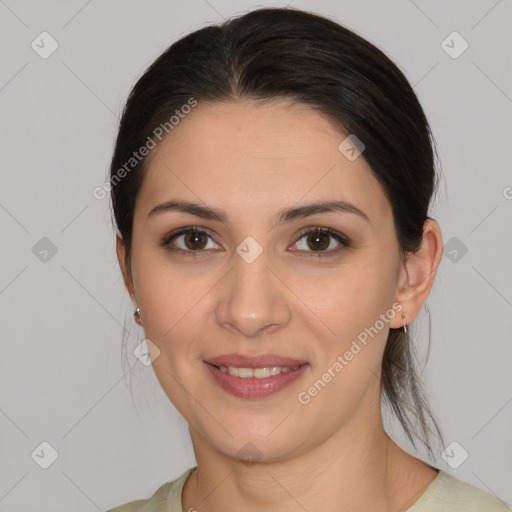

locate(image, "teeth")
(218, 364), (300, 378)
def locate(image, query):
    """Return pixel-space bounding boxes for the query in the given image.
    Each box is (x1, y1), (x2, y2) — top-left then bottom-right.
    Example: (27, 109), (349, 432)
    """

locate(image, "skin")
(117, 99), (443, 511)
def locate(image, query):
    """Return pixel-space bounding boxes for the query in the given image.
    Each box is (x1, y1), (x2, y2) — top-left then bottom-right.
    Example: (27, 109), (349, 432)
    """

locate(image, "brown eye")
(291, 227), (349, 255)
(306, 230), (330, 251)
(162, 228), (220, 253)
(183, 231), (208, 250)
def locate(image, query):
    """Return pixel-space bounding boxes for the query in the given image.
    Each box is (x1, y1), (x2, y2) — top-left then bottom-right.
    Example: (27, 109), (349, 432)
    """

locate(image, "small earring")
(134, 307), (143, 326)
(401, 312), (407, 335)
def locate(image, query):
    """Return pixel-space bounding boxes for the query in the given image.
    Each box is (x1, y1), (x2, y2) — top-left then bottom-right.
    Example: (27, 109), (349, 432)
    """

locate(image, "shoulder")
(409, 470), (512, 511)
(106, 466), (197, 512)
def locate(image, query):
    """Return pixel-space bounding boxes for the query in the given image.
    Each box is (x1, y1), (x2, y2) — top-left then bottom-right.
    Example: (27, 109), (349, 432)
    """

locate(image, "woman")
(107, 7), (511, 511)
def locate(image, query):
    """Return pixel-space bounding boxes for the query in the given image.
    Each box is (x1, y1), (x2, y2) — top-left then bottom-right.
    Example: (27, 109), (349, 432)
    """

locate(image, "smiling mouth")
(204, 361), (310, 399)
(208, 362), (307, 379)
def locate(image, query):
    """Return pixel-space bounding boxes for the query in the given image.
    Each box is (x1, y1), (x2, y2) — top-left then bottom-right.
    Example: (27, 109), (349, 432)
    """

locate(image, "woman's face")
(119, 100), (410, 463)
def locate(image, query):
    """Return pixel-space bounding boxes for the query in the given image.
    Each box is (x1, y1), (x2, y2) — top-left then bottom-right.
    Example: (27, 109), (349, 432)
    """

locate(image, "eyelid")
(291, 226), (350, 255)
(162, 225), (212, 243)
(161, 225), (350, 256)
(161, 226), (220, 252)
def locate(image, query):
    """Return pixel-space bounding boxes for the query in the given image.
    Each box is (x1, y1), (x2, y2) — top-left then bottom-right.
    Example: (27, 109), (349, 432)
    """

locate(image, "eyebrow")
(147, 199), (370, 225)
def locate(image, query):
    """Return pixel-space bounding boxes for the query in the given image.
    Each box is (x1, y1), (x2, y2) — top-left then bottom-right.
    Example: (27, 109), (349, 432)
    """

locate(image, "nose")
(215, 248), (292, 338)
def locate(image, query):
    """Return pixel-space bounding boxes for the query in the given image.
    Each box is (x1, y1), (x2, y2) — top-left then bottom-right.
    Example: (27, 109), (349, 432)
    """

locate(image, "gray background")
(1, 0), (511, 510)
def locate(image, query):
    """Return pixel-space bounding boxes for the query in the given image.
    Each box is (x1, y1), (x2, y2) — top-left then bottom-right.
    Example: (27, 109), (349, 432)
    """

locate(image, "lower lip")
(204, 362), (309, 399)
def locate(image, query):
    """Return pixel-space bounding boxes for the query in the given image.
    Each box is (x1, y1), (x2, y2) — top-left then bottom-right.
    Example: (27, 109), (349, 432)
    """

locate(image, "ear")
(116, 233), (135, 302)
(388, 219), (443, 329)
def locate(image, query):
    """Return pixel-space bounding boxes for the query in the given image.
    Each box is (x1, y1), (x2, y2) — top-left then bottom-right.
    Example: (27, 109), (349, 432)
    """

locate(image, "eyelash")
(160, 226), (351, 258)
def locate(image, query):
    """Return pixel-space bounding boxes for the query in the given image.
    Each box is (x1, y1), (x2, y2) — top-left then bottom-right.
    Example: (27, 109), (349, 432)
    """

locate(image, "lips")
(205, 353), (308, 369)
(205, 360), (309, 399)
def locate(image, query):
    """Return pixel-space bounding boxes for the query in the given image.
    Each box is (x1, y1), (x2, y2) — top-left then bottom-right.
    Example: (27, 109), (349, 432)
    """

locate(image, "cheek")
(294, 261), (395, 375)
(130, 246), (202, 343)
(293, 263), (384, 334)
(133, 256), (209, 414)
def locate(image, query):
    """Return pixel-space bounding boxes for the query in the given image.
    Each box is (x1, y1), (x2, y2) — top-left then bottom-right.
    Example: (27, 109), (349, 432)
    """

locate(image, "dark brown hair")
(110, 7), (443, 459)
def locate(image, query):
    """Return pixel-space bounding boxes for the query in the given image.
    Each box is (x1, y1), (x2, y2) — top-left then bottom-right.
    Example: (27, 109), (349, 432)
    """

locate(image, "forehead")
(136, 100), (391, 224)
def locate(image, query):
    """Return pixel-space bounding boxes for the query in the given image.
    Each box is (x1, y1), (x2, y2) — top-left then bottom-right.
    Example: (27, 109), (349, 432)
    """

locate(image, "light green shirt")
(106, 466), (512, 511)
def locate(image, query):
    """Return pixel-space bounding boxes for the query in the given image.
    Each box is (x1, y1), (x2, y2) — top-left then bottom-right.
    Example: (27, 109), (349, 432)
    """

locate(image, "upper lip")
(205, 353), (308, 368)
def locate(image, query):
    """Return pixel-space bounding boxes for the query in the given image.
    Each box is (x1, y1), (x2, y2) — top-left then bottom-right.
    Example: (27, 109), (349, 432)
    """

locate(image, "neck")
(182, 399), (435, 511)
